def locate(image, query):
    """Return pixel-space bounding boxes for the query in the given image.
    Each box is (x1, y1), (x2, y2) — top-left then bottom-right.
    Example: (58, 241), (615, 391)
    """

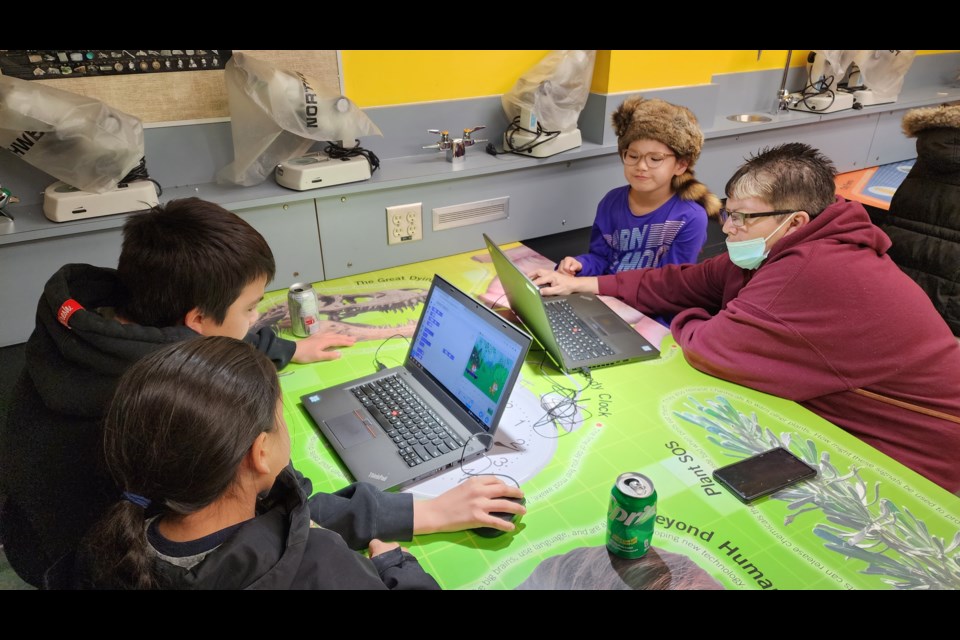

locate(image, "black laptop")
(483, 233), (659, 373)
(300, 275), (532, 491)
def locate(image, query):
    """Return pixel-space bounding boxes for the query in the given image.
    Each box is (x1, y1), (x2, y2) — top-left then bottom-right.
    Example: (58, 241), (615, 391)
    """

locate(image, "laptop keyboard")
(350, 375), (466, 468)
(545, 299), (615, 361)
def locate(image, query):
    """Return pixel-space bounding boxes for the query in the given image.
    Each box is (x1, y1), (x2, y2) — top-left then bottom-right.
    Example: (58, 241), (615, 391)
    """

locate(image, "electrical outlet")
(386, 203), (423, 245)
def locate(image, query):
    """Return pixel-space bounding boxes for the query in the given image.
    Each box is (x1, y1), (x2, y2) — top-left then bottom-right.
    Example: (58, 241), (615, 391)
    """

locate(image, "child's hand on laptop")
(291, 331), (358, 364)
(412, 476), (526, 535)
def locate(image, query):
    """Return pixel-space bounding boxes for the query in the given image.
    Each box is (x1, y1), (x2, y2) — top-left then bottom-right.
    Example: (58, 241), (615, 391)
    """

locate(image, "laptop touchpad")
(592, 314), (630, 334)
(325, 412), (376, 449)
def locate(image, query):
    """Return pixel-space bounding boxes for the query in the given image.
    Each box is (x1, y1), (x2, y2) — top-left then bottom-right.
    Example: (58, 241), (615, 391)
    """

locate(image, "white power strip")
(275, 153), (372, 191)
(43, 180), (159, 223)
(503, 129), (582, 158)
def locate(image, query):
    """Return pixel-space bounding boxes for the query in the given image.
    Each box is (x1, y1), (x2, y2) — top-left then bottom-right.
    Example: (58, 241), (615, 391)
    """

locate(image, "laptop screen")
(408, 280), (526, 432)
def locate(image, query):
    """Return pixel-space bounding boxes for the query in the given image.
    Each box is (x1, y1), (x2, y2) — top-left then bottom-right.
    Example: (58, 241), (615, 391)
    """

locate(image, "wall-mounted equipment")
(216, 53), (382, 188)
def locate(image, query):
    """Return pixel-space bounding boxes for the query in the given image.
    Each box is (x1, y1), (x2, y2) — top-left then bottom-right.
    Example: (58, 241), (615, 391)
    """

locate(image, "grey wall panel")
(1, 228), (122, 346)
(364, 97), (510, 161)
(866, 109), (918, 165)
(234, 200), (324, 286)
(901, 52), (960, 89)
(144, 122), (235, 189)
(713, 66), (808, 117)
(316, 154), (623, 279)
(694, 114), (882, 196)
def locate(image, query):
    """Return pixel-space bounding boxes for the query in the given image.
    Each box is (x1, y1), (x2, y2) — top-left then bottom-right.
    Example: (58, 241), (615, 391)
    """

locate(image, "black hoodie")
(884, 117), (960, 336)
(0, 264), (413, 587)
(76, 467), (438, 590)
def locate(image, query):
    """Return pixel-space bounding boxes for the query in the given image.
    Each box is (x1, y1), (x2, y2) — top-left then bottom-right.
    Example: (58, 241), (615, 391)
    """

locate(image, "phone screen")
(712, 447), (817, 504)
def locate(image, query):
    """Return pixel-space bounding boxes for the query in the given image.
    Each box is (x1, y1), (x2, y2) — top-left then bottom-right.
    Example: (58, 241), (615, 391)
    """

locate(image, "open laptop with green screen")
(301, 275), (531, 491)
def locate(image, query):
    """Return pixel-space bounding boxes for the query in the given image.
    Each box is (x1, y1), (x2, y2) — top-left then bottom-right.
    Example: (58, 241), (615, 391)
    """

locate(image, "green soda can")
(606, 472), (657, 559)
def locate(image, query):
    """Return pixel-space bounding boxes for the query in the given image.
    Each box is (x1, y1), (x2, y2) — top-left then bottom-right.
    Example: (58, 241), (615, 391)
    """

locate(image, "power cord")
(325, 139), (380, 174)
(530, 363), (594, 438)
(486, 116), (561, 157)
(796, 67), (837, 112)
(373, 333), (410, 372)
(447, 346), (594, 499)
(487, 292), (508, 311)
(120, 157), (163, 197)
(456, 431), (521, 488)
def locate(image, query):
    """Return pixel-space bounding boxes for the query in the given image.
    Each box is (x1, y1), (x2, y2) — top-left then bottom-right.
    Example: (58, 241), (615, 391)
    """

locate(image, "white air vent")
(432, 196), (509, 231)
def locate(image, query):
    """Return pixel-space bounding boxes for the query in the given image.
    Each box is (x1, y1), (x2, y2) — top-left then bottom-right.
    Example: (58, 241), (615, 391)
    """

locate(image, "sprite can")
(606, 472), (657, 559)
(288, 283), (320, 338)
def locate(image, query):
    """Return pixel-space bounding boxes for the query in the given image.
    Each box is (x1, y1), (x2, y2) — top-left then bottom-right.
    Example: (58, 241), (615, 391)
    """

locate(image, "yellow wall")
(604, 50), (808, 93)
(602, 50), (956, 94)
(343, 50), (958, 107)
(341, 50), (550, 107)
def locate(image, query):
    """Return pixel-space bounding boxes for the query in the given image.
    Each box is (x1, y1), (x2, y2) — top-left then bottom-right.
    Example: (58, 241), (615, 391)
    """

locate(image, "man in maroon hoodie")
(533, 143), (960, 493)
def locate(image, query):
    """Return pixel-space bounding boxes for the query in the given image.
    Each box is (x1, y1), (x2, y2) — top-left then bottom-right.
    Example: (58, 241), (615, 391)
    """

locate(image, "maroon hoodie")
(599, 197), (960, 492)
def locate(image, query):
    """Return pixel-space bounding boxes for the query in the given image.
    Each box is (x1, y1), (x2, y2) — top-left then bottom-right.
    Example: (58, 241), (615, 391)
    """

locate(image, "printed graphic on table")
(264, 244), (960, 590)
(834, 159), (915, 211)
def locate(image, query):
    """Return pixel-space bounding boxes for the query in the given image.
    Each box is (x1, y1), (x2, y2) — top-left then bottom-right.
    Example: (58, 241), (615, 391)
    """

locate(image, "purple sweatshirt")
(574, 186), (708, 276)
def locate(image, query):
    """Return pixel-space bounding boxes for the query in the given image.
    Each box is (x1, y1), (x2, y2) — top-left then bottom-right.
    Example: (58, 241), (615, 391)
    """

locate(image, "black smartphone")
(712, 447), (817, 504)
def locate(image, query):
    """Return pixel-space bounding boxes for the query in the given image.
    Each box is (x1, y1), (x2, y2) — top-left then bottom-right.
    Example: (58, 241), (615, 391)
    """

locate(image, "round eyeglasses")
(718, 208), (796, 227)
(620, 151), (675, 169)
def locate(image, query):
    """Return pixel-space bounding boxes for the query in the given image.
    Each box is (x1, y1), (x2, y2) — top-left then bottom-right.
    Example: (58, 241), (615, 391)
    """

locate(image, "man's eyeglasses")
(621, 151), (675, 169)
(718, 208), (796, 227)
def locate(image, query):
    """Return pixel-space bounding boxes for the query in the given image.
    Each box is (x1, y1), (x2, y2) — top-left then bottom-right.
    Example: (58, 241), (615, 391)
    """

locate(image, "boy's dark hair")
(80, 336), (280, 589)
(117, 198), (276, 328)
(725, 143), (837, 218)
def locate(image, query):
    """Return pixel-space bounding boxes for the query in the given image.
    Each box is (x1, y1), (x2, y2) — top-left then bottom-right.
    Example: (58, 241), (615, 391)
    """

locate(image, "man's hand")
(413, 476), (526, 535)
(291, 332), (358, 364)
(529, 268), (599, 297)
(557, 256), (583, 276)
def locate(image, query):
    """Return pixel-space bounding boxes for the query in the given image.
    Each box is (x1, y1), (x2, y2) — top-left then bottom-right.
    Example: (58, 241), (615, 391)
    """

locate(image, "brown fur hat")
(612, 96), (720, 217)
(612, 96), (704, 165)
(902, 102), (960, 137)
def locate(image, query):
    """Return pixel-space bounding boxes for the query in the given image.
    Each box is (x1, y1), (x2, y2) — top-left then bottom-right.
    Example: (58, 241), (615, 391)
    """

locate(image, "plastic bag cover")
(855, 50), (917, 101)
(501, 50), (596, 133)
(217, 52), (382, 186)
(0, 75), (145, 193)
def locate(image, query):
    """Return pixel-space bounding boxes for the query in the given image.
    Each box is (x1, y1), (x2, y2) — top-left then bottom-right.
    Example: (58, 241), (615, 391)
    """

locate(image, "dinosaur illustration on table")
(254, 288), (429, 341)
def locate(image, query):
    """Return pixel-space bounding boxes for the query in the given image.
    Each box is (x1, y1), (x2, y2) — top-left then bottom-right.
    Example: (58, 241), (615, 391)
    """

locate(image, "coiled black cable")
(120, 157), (163, 197)
(324, 139), (380, 174)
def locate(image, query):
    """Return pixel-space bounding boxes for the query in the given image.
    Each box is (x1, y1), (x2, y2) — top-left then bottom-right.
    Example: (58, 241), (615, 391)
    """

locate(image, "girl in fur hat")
(558, 97), (721, 286)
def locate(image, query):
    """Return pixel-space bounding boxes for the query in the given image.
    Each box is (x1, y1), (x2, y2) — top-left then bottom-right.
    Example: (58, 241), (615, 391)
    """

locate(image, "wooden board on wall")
(0, 50), (339, 124)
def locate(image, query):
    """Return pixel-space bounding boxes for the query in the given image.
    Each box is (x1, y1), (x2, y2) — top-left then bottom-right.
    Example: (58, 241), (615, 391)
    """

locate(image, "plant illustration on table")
(674, 395), (960, 590)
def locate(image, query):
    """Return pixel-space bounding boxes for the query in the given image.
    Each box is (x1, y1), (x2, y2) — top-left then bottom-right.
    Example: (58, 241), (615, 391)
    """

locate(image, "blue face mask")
(725, 214), (795, 270)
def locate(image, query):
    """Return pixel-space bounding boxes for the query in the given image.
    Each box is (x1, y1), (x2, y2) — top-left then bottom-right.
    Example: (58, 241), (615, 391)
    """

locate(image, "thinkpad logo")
(368, 472), (388, 482)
